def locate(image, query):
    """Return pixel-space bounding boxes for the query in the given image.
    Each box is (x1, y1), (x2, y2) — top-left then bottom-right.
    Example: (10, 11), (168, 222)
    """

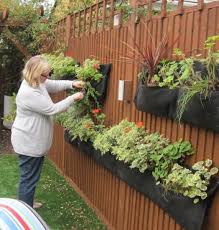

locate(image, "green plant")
(42, 53), (77, 79)
(176, 35), (219, 121)
(150, 140), (193, 182)
(75, 59), (102, 82)
(204, 35), (219, 88)
(153, 57), (193, 89)
(122, 22), (168, 85)
(163, 160), (218, 203)
(94, 119), (169, 173)
(68, 58), (103, 113)
(93, 119), (133, 155)
(130, 132), (169, 173)
(111, 121), (148, 164)
(55, 105), (106, 143)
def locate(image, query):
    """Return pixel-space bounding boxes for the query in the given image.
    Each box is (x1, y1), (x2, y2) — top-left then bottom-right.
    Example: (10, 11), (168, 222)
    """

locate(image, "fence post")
(161, 0), (167, 18)
(66, 15), (72, 46)
(177, 0), (184, 15)
(198, 0), (204, 10)
(129, 0), (138, 7)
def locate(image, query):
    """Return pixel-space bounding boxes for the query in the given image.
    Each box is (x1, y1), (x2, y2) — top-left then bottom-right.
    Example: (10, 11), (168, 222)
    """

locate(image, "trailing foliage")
(75, 59), (102, 82)
(69, 58), (103, 113)
(56, 107), (105, 143)
(176, 36), (219, 121)
(164, 160), (218, 203)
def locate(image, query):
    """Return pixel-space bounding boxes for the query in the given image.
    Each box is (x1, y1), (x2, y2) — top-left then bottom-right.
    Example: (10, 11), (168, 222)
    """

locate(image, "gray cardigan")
(11, 79), (74, 157)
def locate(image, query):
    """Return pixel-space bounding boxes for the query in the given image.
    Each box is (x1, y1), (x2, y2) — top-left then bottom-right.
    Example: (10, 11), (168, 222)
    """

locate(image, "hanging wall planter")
(91, 64), (112, 104)
(64, 130), (79, 147)
(193, 60), (219, 79)
(177, 90), (219, 132)
(134, 81), (178, 118)
(64, 135), (219, 230)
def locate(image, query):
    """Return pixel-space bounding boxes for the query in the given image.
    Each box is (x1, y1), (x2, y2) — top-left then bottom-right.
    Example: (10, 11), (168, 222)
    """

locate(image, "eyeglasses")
(41, 71), (52, 78)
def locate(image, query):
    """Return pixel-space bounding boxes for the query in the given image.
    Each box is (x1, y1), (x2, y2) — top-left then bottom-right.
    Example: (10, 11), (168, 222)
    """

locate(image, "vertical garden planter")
(64, 136), (219, 230)
(177, 90), (219, 132)
(91, 64), (112, 104)
(134, 81), (178, 118)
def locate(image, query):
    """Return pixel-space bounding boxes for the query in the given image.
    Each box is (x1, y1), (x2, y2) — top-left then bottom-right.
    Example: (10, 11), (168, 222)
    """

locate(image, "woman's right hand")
(72, 92), (84, 101)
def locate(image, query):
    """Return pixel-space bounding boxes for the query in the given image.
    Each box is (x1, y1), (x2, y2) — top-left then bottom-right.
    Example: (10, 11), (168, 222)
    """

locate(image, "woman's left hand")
(72, 80), (85, 88)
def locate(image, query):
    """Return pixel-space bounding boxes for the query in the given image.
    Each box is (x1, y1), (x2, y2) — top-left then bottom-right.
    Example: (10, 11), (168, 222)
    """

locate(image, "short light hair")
(22, 55), (51, 88)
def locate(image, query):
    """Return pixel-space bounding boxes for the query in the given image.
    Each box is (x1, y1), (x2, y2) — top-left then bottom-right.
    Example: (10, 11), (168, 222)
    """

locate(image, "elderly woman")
(11, 55), (84, 208)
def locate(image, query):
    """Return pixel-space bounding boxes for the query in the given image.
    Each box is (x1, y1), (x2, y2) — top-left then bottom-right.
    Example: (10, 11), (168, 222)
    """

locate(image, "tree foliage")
(51, 0), (96, 22)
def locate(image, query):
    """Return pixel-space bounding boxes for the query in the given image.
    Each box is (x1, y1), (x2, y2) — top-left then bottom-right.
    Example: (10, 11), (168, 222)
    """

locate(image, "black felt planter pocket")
(91, 64), (112, 104)
(78, 139), (93, 156)
(113, 160), (219, 230)
(77, 140), (118, 174)
(177, 90), (219, 132)
(66, 139), (219, 230)
(64, 130), (79, 147)
(193, 61), (219, 79)
(134, 81), (178, 118)
(93, 150), (118, 175)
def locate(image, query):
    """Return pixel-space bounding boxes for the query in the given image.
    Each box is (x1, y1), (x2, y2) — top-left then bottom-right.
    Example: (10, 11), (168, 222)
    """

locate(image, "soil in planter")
(134, 81), (178, 118)
(178, 90), (219, 132)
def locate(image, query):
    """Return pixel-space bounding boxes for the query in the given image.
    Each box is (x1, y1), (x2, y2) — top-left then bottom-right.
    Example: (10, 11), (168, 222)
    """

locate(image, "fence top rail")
(55, 0), (218, 24)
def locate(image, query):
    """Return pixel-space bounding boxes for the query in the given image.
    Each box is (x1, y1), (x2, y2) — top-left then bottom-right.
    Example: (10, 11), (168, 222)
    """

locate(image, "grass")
(0, 154), (106, 230)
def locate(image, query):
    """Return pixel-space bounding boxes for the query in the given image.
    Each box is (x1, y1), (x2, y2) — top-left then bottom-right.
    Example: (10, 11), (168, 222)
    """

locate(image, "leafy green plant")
(75, 59), (102, 82)
(130, 132), (169, 173)
(42, 53), (77, 79)
(122, 22), (168, 86)
(153, 56), (193, 89)
(57, 111), (105, 142)
(163, 160), (218, 203)
(151, 140), (193, 182)
(176, 35), (219, 121)
(93, 119), (134, 155)
(68, 58), (104, 113)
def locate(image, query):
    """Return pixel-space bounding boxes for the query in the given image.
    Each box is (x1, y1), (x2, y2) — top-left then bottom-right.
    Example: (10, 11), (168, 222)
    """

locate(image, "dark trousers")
(18, 154), (44, 207)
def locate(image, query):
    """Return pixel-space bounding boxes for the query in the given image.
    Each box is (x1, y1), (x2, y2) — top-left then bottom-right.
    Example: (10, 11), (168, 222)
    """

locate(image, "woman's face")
(40, 70), (51, 83)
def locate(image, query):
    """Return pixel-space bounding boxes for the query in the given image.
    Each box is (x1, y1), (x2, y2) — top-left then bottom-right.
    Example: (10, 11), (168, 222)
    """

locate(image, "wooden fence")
(50, 1), (219, 229)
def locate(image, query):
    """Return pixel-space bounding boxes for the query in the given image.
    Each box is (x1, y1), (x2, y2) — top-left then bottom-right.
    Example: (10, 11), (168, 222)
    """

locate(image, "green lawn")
(0, 154), (106, 230)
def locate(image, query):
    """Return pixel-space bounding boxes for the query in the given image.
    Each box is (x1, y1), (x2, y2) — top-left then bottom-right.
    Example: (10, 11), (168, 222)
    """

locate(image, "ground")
(0, 128), (15, 154)
(0, 128), (105, 229)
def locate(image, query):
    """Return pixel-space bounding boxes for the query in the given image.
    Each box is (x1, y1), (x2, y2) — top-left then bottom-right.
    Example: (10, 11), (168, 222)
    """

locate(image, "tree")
(51, 0), (96, 22)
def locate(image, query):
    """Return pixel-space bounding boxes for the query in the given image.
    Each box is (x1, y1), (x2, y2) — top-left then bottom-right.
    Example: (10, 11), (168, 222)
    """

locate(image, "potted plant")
(63, 118), (219, 230)
(61, 117), (219, 230)
(176, 35), (219, 132)
(75, 58), (111, 104)
(123, 22), (179, 117)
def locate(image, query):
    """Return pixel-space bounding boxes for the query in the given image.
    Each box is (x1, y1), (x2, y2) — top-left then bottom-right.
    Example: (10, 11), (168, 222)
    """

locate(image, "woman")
(11, 55), (84, 208)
